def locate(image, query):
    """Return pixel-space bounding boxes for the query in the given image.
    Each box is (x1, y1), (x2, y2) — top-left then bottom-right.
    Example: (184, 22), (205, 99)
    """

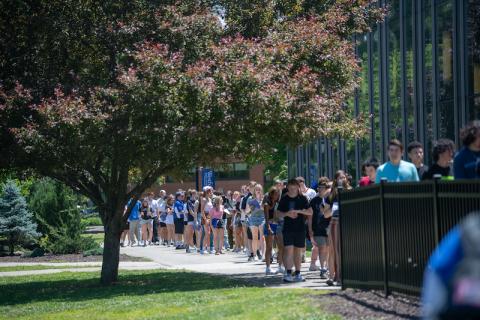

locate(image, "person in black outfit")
(423, 139), (455, 180)
(308, 177), (332, 279)
(277, 178), (312, 283)
(408, 141), (429, 178)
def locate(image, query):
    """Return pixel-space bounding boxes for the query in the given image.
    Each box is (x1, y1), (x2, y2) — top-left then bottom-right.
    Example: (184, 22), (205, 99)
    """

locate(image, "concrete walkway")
(119, 245), (339, 290)
(0, 246), (340, 290)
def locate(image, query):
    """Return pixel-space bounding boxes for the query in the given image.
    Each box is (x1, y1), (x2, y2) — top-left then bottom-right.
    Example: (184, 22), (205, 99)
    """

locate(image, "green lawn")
(0, 270), (339, 320)
(0, 265), (99, 272)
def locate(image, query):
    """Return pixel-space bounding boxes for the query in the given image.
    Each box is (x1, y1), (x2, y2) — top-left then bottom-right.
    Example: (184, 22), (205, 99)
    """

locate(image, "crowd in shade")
(122, 121), (480, 284)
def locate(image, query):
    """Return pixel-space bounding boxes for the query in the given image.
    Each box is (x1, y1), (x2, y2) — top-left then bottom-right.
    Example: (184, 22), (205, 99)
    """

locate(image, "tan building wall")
(148, 164), (265, 195)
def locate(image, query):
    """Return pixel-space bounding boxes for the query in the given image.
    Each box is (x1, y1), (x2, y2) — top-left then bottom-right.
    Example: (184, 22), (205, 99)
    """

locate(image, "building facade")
(149, 162), (265, 194)
(288, 0), (480, 186)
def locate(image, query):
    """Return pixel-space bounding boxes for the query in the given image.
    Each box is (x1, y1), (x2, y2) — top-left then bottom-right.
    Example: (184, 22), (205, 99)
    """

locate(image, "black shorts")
(174, 219), (184, 234)
(283, 231), (306, 248)
(159, 222), (166, 228)
(247, 226), (261, 240)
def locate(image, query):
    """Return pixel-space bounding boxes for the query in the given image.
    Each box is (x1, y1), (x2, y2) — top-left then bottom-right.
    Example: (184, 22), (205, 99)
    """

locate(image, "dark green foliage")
(30, 247), (45, 257)
(0, 180), (40, 255)
(29, 178), (97, 254)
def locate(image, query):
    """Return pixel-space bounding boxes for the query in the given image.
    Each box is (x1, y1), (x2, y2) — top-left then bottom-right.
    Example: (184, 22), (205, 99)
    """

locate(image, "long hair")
(329, 170), (352, 202)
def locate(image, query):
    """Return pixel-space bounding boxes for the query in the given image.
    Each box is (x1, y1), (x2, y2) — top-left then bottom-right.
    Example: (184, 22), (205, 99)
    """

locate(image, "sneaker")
(248, 255), (254, 262)
(326, 279), (335, 286)
(276, 266), (285, 274)
(294, 274), (305, 282)
(320, 269), (327, 279)
(309, 265), (319, 272)
(186, 247), (191, 253)
(256, 250), (262, 260)
(283, 274), (294, 283)
(120, 242), (125, 247)
(254, 256), (259, 262)
(199, 249), (204, 255)
(265, 267), (274, 275)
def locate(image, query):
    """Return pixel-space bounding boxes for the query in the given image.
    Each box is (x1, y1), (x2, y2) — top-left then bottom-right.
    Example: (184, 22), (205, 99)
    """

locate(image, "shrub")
(29, 178), (97, 254)
(30, 247), (45, 257)
(81, 215), (103, 227)
(0, 180), (40, 255)
(83, 247), (103, 257)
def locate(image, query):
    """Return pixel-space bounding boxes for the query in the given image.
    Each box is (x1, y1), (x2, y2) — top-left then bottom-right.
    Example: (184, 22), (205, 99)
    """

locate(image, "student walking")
(263, 186), (280, 274)
(247, 184), (265, 262)
(210, 196), (225, 255)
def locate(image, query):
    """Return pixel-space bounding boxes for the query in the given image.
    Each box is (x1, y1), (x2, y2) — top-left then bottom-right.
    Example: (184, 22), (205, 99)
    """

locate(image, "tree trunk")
(100, 211), (122, 285)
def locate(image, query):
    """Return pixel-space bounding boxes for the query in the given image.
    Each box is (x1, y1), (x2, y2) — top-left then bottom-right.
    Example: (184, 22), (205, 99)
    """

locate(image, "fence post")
(379, 178), (389, 297)
(338, 185), (345, 291)
(432, 174), (442, 246)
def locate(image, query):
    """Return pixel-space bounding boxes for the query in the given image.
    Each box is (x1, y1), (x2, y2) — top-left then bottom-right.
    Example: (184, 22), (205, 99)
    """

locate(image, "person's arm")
(307, 214), (314, 241)
(200, 198), (206, 219)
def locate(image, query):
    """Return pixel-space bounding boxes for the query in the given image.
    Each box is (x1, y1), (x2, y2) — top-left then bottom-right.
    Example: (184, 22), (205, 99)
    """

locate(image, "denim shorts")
(264, 223), (278, 236)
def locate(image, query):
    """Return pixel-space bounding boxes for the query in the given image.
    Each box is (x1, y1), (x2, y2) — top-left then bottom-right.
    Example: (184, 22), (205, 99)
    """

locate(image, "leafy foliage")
(0, 180), (40, 255)
(29, 178), (98, 254)
(0, 0), (385, 283)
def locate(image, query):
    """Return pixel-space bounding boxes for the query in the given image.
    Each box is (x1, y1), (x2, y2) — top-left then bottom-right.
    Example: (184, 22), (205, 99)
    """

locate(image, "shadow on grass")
(0, 270), (254, 307)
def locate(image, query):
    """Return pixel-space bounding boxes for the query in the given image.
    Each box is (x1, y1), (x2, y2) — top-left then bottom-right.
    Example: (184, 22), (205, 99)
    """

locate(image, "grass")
(0, 270), (339, 320)
(81, 215), (103, 227)
(82, 233), (104, 246)
(0, 265), (99, 272)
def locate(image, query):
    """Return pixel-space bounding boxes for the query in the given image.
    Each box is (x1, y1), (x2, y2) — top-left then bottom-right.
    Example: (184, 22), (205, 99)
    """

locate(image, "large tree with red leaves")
(1, 0), (383, 284)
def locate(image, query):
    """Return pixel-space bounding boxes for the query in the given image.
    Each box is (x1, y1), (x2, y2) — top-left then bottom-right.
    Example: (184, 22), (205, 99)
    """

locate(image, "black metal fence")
(339, 179), (480, 296)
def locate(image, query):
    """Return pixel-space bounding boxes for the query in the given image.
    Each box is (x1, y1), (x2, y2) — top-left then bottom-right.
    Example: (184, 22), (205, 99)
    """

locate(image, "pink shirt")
(210, 205), (224, 219)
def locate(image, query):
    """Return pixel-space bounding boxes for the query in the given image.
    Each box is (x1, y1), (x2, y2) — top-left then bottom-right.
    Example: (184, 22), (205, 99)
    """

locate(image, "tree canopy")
(0, 0), (383, 284)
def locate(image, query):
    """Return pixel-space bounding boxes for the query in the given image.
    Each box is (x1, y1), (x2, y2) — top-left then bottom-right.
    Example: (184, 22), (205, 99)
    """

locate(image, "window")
(215, 162), (249, 180)
(467, 0), (480, 121)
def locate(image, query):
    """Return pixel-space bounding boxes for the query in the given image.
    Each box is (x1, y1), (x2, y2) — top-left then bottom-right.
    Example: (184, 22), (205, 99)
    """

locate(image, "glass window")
(388, 0), (402, 141)
(437, 0), (455, 140)
(215, 163), (249, 180)
(467, 0), (480, 121)
(423, 0), (434, 164)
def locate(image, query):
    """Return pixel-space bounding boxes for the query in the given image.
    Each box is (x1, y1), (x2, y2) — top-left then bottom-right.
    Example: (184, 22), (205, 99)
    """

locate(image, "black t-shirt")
(262, 195), (276, 220)
(310, 196), (331, 237)
(417, 165), (429, 180)
(422, 163), (452, 180)
(140, 207), (151, 220)
(277, 194), (310, 233)
(240, 192), (252, 210)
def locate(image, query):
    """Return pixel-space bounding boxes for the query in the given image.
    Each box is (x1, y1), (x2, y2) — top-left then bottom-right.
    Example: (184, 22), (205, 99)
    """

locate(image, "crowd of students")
(120, 121), (480, 284)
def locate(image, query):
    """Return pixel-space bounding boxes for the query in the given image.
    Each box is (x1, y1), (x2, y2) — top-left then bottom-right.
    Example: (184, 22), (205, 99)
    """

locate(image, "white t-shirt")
(303, 188), (317, 202)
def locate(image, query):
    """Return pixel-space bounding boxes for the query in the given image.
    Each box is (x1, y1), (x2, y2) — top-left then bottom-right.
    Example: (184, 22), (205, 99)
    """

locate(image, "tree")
(1, 0), (383, 284)
(0, 180), (40, 255)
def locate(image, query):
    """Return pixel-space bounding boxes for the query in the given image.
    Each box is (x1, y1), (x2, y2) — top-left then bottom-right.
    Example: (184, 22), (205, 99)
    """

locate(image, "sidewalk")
(0, 245), (339, 290)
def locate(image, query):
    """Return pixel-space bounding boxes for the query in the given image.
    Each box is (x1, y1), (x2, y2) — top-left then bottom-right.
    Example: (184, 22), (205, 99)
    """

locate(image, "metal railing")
(339, 178), (480, 296)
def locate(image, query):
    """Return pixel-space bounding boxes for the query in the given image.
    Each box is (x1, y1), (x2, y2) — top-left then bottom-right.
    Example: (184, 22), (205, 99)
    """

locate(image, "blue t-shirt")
(174, 200), (186, 219)
(127, 199), (141, 221)
(453, 147), (480, 179)
(375, 160), (420, 183)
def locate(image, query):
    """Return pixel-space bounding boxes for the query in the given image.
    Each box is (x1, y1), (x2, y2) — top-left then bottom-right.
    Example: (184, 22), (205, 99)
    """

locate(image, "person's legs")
(129, 221), (137, 245)
(334, 220), (341, 282)
(293, 247), (303, 272)
(310, 245), (319, 270)
(152, 217), (159, 243)
(250, 226), (259, 259)
(283, 245), (294, 280)
(141, 223), (148, 245)
(242, 224), (250, 253)
(204, 221), (211, 252)
(265, 234), (273, 269)
(327, 220), (338, 283)
(223, 218), (229, 250)
(275, 233), (284, 271)
(147, 222), (153, 243)
(167, 224), (174, 245)
(217, 228), (224, 253)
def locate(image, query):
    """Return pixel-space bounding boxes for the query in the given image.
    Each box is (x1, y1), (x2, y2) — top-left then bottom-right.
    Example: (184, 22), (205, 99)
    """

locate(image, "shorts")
(277, 220), (283, 236)
(212, 218), (223, 229)
(283, 231), (306, 248)
(159, 222), (166, 228)
(247, 226), (261, 240)
(140, 218), (153, 226)
(166, 215), (174, 225)
(264, 223), (277, 236)
(314, 236), (328, 246)
(174, 218), (184, 234)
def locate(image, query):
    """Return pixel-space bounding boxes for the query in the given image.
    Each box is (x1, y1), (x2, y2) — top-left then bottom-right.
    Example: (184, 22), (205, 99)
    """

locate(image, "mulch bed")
(0, 253), (149, 263)
(318, 289), (421, 320)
